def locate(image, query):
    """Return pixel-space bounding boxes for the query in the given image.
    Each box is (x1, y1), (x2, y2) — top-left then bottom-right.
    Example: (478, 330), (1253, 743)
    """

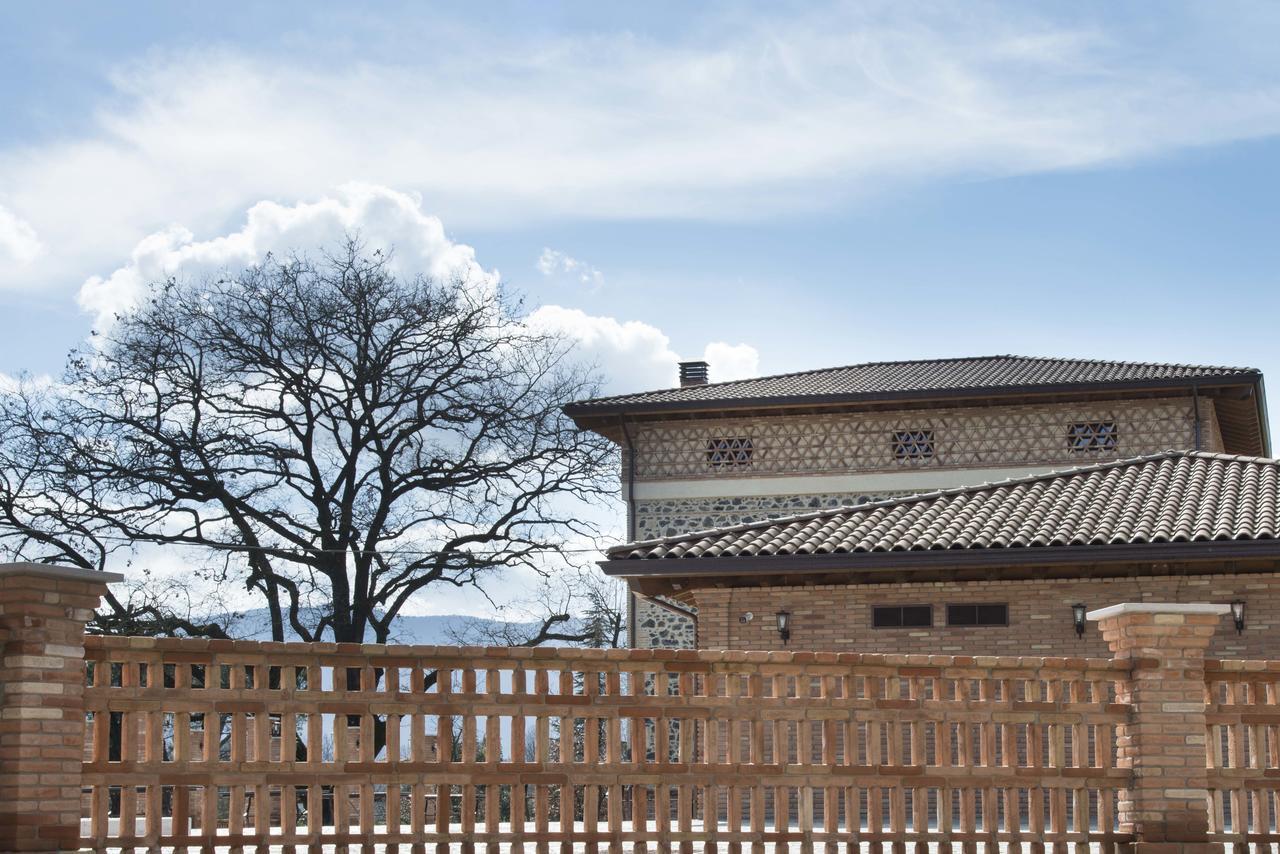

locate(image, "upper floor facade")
(565, 354), (1268, 645)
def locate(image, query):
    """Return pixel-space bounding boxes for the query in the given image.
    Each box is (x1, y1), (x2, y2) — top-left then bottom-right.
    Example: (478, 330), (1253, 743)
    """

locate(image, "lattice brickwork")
(80, 637), (1134, 852)
(628, 397), (1221, 481)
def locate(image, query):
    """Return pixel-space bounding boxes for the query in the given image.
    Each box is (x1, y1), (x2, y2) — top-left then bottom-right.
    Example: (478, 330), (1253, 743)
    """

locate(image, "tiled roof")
(567, 355), (1259, 414)
(607, 451), (1280, 561)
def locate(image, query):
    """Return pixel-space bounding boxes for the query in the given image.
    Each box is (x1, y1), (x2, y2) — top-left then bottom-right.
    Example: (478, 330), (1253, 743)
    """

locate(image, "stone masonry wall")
(632, 597), (697, 649)
(633, 490), (913, 540)
(691, 570), (1278, 659)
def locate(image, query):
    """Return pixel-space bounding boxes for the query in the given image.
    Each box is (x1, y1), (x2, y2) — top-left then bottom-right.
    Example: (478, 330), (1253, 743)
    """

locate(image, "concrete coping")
(1087, 602), (1232, 622)
(0, 561), (124, 584)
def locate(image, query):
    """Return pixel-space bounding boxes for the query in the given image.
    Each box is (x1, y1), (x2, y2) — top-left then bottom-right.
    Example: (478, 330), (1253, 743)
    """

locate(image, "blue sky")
(2, 1), (1280, 421)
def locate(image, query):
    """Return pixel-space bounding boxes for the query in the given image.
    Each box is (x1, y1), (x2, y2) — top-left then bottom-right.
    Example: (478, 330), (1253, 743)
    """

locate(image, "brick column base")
(0, 563), (121, 853)
(1089, 603), (1228, 854)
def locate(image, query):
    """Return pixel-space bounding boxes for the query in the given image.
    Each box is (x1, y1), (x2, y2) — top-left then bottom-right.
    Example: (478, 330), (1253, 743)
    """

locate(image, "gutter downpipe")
(619, 416), (638, 647)
(1192, 382), (1201, 451)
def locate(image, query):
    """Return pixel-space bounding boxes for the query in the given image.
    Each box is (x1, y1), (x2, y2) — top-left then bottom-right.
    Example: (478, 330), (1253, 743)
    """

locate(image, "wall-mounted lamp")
(1072, 603), (1087, 639)
(775, 610), (792, 645)
(1231, 600), (1246, 635)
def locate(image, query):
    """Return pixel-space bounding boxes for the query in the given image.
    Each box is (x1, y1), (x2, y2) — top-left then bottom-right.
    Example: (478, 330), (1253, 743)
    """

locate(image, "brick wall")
(0, 564), (117, 852)
(624, 396), (1224, 650)
(628, 396), (1220, 481)
(691, 570), (1275, 658)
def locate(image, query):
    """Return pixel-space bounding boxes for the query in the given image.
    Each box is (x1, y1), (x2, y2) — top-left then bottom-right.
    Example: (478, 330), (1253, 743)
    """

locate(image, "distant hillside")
(233, 608), (542, 645)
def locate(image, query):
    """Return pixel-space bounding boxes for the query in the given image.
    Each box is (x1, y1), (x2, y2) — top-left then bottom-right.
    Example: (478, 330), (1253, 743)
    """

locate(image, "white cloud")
(0, 205), (43, 266)
(5, 4), (1280, 293)
(703, 341), (761, 385)
(78, 183), (499, 328)
(537, 248), (604, 290)
(81, 186), (759, 396)
(527, 305), (758, 394)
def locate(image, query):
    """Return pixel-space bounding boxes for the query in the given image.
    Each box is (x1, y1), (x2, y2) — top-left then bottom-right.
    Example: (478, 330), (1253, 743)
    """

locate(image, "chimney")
(678, 360), (710, 387)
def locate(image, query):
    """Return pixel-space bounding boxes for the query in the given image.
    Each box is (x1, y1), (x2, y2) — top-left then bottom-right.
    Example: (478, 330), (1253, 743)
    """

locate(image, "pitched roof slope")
(566, 355), (1259, 414)
(607, 451), (1280, 561)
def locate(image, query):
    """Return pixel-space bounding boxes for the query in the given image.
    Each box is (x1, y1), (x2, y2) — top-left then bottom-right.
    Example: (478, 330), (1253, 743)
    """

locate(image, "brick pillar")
(0, 562), (121, 853)
(1088, 602), (1229, 854)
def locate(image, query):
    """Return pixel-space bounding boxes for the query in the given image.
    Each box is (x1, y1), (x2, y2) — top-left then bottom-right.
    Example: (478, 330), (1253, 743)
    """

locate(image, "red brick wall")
(691, 571), (1276, 658)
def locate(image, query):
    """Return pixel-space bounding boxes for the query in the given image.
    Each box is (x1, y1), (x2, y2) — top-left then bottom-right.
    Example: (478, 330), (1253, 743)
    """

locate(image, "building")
(563, 355), (1270, 651)
(604, 449), (1280, 658)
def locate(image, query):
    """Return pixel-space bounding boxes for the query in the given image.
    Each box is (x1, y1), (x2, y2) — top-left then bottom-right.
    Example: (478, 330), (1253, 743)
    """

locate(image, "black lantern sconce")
(775, 610), (792, 645)
(1231, 600), (1246, 635)
(1072, 603), (1087, 639)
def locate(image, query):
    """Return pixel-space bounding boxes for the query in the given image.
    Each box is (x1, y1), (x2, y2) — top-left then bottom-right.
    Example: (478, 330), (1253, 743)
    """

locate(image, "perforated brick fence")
(0, 564), (1262, 854)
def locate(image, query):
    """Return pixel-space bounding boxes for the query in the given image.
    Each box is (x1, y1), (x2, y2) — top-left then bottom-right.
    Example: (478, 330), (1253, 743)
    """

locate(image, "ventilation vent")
(946, 603), (1009, 627)
(873, 605), (932, 628)
(1068, 421), (1118, 453)
(706, 437), (753, 468)
(679, 361), (710, 387)
(892, 429), (935, 461)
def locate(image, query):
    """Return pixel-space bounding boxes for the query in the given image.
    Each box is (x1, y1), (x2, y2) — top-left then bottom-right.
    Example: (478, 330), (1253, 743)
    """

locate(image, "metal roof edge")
(599, 539), (1280, 579)
(564, 373), (1263, 420)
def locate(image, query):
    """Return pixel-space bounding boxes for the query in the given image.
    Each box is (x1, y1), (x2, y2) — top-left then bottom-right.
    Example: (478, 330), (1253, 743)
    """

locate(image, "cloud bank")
(5, 3), (1280, 291)
(80, 185), (757, 395)
(78, 184), (499, 329)
(527, 305), (758, 394)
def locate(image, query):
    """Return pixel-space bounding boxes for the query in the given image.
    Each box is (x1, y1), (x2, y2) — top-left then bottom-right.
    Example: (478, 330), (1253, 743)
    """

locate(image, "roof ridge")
(579, 354), (1018, 406)
(572, 354), (1260, 408)
(603, 449), (1280, 557)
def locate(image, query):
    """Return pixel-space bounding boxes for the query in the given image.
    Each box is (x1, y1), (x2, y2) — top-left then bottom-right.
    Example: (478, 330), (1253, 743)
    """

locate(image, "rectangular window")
(1067, 421), (1118, 453)
(706, 437), (753, 468)
(946, 603), (1009, 627)
(891, 429), (935, 461)
(872, 604), (933, 628)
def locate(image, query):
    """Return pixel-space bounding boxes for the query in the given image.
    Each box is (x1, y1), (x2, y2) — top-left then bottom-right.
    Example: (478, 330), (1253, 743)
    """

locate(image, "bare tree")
(447, 570), (627, 648)
(0, 240), (617, 643)
(0, 382), (236, 637)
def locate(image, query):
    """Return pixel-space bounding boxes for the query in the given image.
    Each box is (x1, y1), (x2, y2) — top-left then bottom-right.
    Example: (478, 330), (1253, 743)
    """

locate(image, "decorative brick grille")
(890, 429), (935, 461)
(705, 436), (753, 468)
(78, 637), (1134, 852)
(1067, 421), (1119, 453)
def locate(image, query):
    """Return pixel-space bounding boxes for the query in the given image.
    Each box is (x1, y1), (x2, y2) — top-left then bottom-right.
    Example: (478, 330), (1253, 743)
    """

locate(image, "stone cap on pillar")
(0, 561), (124, 584)
(1086, 602), (1231, 622)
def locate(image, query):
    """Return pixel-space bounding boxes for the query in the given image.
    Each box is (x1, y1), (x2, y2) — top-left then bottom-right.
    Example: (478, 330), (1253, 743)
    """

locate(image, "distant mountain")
(232, 608), (542, 645)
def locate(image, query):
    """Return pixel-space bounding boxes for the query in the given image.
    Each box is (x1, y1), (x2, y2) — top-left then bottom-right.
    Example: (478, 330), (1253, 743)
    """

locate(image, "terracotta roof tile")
(567, 355), (1259, 415)
(607, 451), (1280, 561)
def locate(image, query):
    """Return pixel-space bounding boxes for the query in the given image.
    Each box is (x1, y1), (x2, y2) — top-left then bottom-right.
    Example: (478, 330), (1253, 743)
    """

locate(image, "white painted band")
(629, 465), (1061, 500)
(1086, 602), (1232, 621)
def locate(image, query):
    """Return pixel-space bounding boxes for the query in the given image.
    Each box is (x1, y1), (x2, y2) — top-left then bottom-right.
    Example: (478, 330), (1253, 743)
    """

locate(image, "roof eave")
(1256, 375), (1272, 456)
(564, 373), (1263, 423)
(601, 538), (1280, 580)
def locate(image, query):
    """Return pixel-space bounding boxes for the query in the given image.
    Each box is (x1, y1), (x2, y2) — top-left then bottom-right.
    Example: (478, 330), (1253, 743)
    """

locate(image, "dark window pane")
(976, 604), (1008, 625)
(901, 605), (932, 627)
(946, 603), (1008, 627)
(872, 607), (902, 628)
